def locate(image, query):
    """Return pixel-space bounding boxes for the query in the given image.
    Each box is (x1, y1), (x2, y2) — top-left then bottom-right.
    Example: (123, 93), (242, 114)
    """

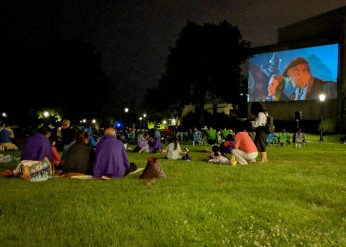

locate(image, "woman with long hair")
(166, 136), (183, 160)
(250, 102), (268, 162)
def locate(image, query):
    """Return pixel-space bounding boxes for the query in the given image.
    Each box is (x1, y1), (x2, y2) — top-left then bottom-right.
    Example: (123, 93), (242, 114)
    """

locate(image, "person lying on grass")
(208, 145), (230, 164)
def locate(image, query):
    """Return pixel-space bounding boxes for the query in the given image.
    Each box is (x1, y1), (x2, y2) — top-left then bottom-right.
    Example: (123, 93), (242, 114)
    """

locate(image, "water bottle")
(231, 156), (237, 166)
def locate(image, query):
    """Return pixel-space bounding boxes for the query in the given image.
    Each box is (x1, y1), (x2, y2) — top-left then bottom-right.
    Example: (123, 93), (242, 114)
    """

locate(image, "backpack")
(265, 115), (275, 133)
(139, 157), (166, 179)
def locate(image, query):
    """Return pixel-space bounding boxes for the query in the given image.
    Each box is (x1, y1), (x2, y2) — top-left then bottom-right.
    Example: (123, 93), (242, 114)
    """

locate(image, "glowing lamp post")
(319, 94), (326, 142)
(1, 112), (7, 126)
(142, 114), (147, 129)
(124, 108), (129, 127)
(139, 116), (143, 129)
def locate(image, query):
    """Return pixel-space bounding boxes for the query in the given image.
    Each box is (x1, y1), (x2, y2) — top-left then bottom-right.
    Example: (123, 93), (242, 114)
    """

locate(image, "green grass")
(1, 134), (346, 246)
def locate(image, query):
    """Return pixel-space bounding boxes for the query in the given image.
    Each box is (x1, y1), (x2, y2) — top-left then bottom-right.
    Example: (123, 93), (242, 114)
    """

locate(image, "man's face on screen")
(287, 68), (300, 88)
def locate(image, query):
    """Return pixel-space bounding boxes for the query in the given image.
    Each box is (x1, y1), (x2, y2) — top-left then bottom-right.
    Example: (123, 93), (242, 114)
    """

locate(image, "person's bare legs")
(138, 145), (149, 153)
(260, 152), (268, 162)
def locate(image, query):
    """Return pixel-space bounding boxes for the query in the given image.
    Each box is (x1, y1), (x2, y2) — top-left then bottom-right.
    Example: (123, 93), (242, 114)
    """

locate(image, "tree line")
(1, 20), (252, 129)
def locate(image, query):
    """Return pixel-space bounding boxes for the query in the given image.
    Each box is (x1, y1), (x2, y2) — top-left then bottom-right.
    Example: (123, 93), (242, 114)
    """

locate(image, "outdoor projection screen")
(247, 43), (339, 102)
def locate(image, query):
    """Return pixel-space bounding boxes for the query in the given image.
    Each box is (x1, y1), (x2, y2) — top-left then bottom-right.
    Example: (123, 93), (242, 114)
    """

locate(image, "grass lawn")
(0, 134), (345, 246)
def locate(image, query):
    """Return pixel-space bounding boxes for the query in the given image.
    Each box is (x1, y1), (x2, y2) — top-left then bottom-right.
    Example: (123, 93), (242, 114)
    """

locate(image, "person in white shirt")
(250, 102), (268, 162)
(166, 137), (183, 160)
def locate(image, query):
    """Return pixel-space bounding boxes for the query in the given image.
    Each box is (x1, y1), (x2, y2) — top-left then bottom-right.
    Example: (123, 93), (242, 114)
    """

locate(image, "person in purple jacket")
(20, 127), (53, 162)
(93, 127), (137, 179)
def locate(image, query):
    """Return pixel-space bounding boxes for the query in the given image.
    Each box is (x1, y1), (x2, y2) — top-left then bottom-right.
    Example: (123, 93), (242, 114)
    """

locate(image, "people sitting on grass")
(136, 132), (150, 153)
(278, 128), (291, 146)
(266, 132), (277, 145)
(216, 131), (223, 144)
(93, 127), (137, 179)
(63, 130), (95, 175)
(50, 138), (61, 171)
(138, 132), (166, 153)
(205, 127), (217, 145)
(192, 127), (202, 146)
(82, 122), (101, 147)
(166, 136), (183, 160)
(127, 127), (136, 144)
(148, 132), (165, 153)
(208, 145), (230, 164)
(293, 129), (306, 148)
(20, 127), (53, 163)
(0, 123), (19, 151)
(231, 122), (258, 165)
(225, 129), (236, 141)
(60, 119), (79, 165)
(220, 130), (235, 154)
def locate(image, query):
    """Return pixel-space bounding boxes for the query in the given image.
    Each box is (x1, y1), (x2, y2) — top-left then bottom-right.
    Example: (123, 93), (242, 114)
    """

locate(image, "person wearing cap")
(283, 57), (337, 100)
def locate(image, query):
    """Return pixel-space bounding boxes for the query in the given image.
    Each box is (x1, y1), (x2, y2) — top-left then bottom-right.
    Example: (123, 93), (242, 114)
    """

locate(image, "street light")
(319, 94), (326, 142)
(142, 114), (147, 129)
(124, 108), (129, 128)
(139, 117), (143, 129)
(43, 111), (50, 118)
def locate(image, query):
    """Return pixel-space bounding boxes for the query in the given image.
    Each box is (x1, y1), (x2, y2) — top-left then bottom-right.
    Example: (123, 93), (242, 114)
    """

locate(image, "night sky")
(2, 0), (346, 107)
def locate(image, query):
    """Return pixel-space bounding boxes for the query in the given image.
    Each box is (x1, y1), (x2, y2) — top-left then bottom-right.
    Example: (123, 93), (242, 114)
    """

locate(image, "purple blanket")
(93, 135), (130, 178)
(20, 133), (53, 162)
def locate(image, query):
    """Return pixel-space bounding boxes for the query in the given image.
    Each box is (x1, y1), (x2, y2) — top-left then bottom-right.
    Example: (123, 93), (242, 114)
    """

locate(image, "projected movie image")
(248, 43), (338, 102)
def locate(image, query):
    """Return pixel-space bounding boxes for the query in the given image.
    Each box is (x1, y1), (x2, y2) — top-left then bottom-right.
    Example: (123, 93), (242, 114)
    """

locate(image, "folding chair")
(278, 130), (291, 147)
(266, 133), (278, 146)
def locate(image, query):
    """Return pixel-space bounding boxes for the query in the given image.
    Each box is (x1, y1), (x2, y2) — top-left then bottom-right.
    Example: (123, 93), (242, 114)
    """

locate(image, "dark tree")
(41, 39), (117, 123)
(1, 40), (43, 125)
(145, 20), (251, 126)
(2, 38), (120, 127)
